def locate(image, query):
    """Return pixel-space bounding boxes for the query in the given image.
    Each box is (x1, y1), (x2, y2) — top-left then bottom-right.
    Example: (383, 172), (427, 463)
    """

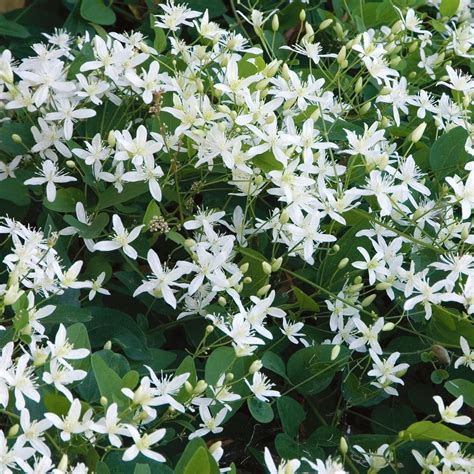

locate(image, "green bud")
(262, 261), (272, 275)
(272, 14), (279, 32)
(11, 133), (22, 144)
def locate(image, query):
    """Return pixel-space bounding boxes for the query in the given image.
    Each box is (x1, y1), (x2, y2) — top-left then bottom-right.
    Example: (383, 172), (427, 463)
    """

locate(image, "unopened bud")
(257, 284), (271, 297)
(184, 238), (196, 248)
(408, 71), (417, 80)
(332, 244), (340, 253)
(408, 41), (419, 53)
(7, 424), (19, 437)
(209, 441), (222, 455)
(319, 19), (333, 30)
(206, 325), (214, 334)
(225, 372), (234, 382)
(11, 134), (22, 144)
(185, 381), (193, 394)
(262, 261), (272, 275)
(360, 102), (371, 115)
(194, 380), (208, 394)
(392, 20), (403, 34)
(337, 46), (346, 65)
(331, 345), (341, 361)
(299, 9), (306, 22)
(271, 257), (283, 272)
(376, 281), (392, 291)
(107, 130), (116, 147)
(334, 22), (344, 38)
(249, 360), (263, 374)
(305, 22), (314, 38)
(239, 263), (249, 274)
(65, 160), (76, 169)
(340, 59), (348, 69)
(338, 258), (349, 269)
(389, 56), (401, 67)
(279, 208), (290, 225)
(382, 322), (395, 331)
(431, 344), (451, 365)
(361, 294), (376, 307)
(255, 174), (264, 185)
(243, 276), (252, 284)
(354, 276), (363, 284)
(103, 340), (112, 350)
(410, 122), (427, 143)
(100, 396), (108, 406)
(218, 296), (227, 306)
(58, 454), (68, 472)
(272, 14), (279, 32)
(340, 436), (348, 455)
(461, 224), (470, 241)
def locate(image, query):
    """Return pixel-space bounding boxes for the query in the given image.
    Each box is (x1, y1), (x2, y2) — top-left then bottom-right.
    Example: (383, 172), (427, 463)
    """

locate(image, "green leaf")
(134, 464), (151, 474)
(287, 344), (350, 395)
(277, 396), (305, 437)
(63, 212), (109, 239)
(261, 351), (288, 381)
(122, 370), (139, 390)
(429, 127), (469, 181)
(439, 0), (460, 17)
(445, 379), (474, 407)
(86, 307), (151, 360)
(44, 305), (92, 325)
(428, 306), (474, 346)
(43, 188), (85, 213)
(143, 200), (161, 227)
(80, 0), (116, 25)
(150, 14), (167, 53)
(205, 347), (235, 385)
(248, 397), (274, 423)
(0, 179), (30, 206)
(0, 15), (29, 38)
(292, 286), (319, 313)
(66, 322), (91, 370)
(98, 182), (148, 210)
(399, 421), (473, 443)
(252, 150), (283, 173)
(175, 439), (220, 474)
(91, 352), (127, 405)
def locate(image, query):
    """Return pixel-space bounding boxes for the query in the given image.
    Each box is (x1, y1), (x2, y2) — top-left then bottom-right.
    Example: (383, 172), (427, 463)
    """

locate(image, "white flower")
(88, 272), (110, 301)
(24, 160), (76, 202)
(188, 406), (227, 439)
(264, 447), (300, 474)
(349, 317), (384, 354)
(433, 395), (471, 425)
(0, 156), (21, 181)
(245, 372), (280, 402)
(454, 336), (474, 370)
(154, 0), (201, 31)
(122, 426), (166, 463)
(92, 403), (128, 447)
(94, 214), (144, 260)
(47, 323), (89, 368)
(18, 409), (52, 457)
(45, 398), (91, 442)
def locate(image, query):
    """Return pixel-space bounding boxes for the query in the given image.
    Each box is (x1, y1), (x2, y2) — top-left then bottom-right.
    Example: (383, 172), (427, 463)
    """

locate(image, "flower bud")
(408, 41), (419, 53)
(255, 174), (264, 185)
(8, 424), (19, 438)
(103, 340), (112, 350)
(11, 134), (22, 144)
(361, 294), (376, 307)
(339, 436), (348, 455)
(206, 325), (214, 334)
(382, 322), (395, 331)
(4, 284), (22, 306)
(272, 14), (279, 32)
(304, 22), (314, 38)
(58, 454), (68, 472)
(392, 20), (403, 33)
(279, 208), (290, 225)
(338, 257), (349, 269)
(281, 63), (290, 81)
(184, 238), (196, 248)
(257, 284), (271, 297)
(410, 122), (427, 143)
(340, 59), (348, 69)
(337, 46), (346, 65)
(194, 380), (208, 394)
(354, 276), (363, 284)
(249, 360), (263, 374)
(319, 18), (333, 30)
(331, 345), (341, 361)
(332, 244), (340, 253)
(271, 257), (283, 272)
(243, 276), (252, 284)
(376, 281), (392, 291)
(100, 396), (108, 406)
(66, 160), (76, 169)
(360, 102), (371, 115)
(185, 381), (193, 394)
(299, 9), (306, 22)
(334, 22), (344, 38)
(239, 263), (249, 274)
(262, 261), (272, 275)
(431, 344), (451, 365)
(225, 372), (234, 382)
(107, 130), (116, 148)
(389, 56), (401, 67)
(461, 224), (470, 241)
(218, 296), (227, 306)
(209, 441), (222, 455)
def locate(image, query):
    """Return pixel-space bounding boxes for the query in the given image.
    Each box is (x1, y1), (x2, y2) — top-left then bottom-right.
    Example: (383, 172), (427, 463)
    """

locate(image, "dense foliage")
(0, 0), (473, 472)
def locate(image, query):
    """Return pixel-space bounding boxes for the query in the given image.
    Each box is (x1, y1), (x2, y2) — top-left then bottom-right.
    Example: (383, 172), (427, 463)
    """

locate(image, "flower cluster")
(0, 0), (472, 472)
